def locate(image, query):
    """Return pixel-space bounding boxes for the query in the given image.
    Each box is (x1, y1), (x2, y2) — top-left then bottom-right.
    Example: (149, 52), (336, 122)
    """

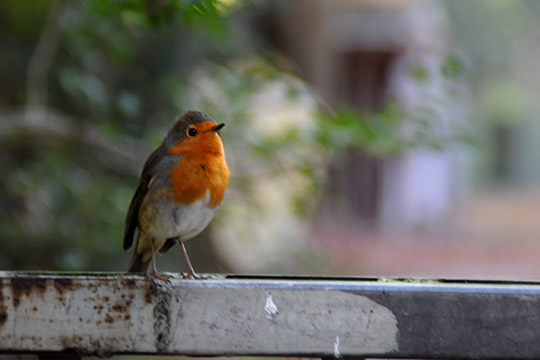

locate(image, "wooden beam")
(2, 272), (540, 358)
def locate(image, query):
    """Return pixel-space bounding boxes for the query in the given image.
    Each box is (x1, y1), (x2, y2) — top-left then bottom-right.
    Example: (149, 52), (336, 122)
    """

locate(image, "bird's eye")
(187, 128), (197, 137)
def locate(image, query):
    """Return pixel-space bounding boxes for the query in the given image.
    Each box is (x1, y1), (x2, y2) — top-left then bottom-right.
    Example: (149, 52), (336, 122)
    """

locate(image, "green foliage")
(0, 0), (466, 272)
(0, 0), (53, 41)
(182, 0), (232, 41)
(441, 55), (466, 80)
(318, 106), (404, 156)
(0, 0), (241, 271)
(318, 104), (464, 158)
(0, 142), (127, 270)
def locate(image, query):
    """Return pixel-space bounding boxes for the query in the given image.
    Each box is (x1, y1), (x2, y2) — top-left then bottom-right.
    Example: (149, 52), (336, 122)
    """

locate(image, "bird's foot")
(182, 271), (206, 280)
(148, 273), (172, 286)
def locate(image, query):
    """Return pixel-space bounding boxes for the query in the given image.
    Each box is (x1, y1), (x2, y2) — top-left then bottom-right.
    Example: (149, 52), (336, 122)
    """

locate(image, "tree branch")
(1, 108), (149, 177)
(26, 1), (66, 107)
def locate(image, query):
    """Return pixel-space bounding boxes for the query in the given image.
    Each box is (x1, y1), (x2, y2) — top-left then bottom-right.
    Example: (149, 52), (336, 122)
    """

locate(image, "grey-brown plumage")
(123, 111), (230, 277)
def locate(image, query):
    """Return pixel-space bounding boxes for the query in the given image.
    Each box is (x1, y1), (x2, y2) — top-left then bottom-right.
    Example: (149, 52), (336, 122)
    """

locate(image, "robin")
(123, 111), (230, 279)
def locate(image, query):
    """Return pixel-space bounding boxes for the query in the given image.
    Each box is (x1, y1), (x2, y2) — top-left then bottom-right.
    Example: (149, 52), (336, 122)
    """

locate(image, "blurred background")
(2, 0), (540, 280)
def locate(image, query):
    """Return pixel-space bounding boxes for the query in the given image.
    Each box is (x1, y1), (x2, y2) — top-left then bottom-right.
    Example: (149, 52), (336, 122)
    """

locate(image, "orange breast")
(166, 122), (230, 208)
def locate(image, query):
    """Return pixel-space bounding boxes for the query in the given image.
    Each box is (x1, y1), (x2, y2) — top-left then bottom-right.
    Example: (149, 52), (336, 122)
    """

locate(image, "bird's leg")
(177, 240), (204, 279)
(151, 239), (159, 276)
(149, 240), (170, 283)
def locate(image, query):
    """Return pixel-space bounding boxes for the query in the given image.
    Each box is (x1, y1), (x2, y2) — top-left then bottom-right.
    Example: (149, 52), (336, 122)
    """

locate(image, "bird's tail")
(127, 251), (150, 273)
(126, 232), (154, 273)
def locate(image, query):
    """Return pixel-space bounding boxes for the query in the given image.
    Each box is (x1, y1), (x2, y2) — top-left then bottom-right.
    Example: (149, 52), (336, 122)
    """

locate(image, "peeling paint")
(0, 275), (157, 354)
(0, 274), (402, 357)
(334, 335), (341, 358)
(264, 295), (279, 319)
(171, 288), (399, 356)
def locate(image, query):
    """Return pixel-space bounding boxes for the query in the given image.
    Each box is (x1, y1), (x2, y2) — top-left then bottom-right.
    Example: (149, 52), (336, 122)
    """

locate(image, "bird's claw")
(148, 273), (173, 286)
(182, 272), (206, 280)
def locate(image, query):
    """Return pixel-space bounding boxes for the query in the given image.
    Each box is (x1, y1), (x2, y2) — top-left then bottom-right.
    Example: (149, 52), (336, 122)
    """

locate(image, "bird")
(123, 111), (230, 279)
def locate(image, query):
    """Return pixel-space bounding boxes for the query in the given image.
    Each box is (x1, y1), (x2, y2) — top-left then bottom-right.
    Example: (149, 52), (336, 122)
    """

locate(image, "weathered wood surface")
(2, 273), (540, 359)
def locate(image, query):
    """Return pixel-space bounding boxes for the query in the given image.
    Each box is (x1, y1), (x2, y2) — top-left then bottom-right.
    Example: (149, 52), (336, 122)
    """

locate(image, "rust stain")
(111, 303), (127, 313)
(20, 335), (42, 342)
(53, 278), (77, 294)
(145, 281), (157, 304)
(54, 279), (80, 307)
(9, 277), (47, 309)
(59, 335), (87, 352)
(86, 283), (98, 293)
(88, 336), (101, 349)
(0, 309), (6, 327)
(107, 298), (134, 325)
(125, 279), (137, 289)
(53, 278), (72, 290)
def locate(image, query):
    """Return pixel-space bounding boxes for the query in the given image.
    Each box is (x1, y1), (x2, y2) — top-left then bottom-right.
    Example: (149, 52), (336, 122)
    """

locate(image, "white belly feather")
(140, 186), (218, 248)
(171, 189), (218, 241)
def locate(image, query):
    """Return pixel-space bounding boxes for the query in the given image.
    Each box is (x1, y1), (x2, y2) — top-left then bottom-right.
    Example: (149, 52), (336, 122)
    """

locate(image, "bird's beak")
(209, 123), (225, 132)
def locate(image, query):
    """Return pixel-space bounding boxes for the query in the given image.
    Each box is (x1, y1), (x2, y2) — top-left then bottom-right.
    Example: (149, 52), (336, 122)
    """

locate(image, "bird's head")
(165, 111), (226, 156)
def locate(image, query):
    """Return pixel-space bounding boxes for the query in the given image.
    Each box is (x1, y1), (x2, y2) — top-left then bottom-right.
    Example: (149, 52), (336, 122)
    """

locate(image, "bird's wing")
(123, 146), (167, 250)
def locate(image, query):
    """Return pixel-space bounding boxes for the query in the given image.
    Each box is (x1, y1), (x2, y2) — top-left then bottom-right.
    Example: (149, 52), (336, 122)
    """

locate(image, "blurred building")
(267, 0), (465, 232)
